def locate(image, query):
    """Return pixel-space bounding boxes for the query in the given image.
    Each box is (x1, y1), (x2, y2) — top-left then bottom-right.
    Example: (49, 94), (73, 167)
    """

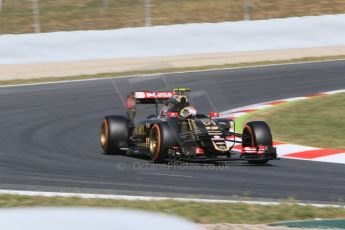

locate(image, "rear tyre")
(242, 121), (273, 164)
(100, 116), (129, 155)
(149, 123), (178, 163)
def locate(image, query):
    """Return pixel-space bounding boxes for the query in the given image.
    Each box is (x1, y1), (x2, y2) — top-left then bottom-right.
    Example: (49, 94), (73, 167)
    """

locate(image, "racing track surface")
(0, 60), (345, 203)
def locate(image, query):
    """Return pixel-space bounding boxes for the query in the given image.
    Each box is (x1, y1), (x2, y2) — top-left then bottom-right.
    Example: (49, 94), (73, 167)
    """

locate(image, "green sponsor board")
(271, 219), (345, 229)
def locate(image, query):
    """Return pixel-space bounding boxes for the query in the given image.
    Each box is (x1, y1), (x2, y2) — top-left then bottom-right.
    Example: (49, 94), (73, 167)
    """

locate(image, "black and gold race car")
(100, 88), (277, 164)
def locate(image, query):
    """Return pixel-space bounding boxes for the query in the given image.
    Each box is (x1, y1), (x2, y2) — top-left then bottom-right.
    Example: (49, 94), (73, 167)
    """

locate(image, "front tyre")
(100, 116), (129, 155)
(242, 121), (273, 164)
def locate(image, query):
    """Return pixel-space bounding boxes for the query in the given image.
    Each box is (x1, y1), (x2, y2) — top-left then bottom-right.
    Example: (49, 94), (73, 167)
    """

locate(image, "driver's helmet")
(169, 95), (188, 104)
(180, 106), (197, 118)
(168, 95), (189, 112)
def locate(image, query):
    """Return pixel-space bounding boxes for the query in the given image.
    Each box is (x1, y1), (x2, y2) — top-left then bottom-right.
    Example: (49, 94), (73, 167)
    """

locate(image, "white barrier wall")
(1, 14), (345, 64)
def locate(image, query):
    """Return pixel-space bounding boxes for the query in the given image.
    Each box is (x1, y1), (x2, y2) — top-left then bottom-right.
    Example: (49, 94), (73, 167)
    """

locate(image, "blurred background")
(1, 0), (345, 34)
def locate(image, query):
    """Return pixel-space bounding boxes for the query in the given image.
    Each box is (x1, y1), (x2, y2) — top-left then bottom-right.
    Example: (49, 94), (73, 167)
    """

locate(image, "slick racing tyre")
(100, 116), (130, 155)
(149, 123), (178, 163)
(242, 121), (273, 164)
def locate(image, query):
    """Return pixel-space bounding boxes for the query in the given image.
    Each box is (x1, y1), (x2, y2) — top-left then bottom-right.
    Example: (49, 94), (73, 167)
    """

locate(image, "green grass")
(1, 55), (344, 86)
(242, 93), (345, 149)
(0, 0), (345, 34)
(0, 194), (344, 224)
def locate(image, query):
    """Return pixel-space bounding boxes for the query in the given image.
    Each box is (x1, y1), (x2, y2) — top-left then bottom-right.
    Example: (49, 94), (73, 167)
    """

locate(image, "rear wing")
(126, 91), (175, 120)
(130, 91), (175, 104)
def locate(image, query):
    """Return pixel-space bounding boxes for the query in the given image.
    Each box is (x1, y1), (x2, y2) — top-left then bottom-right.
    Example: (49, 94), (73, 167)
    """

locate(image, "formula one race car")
(100, 88), (277, 164)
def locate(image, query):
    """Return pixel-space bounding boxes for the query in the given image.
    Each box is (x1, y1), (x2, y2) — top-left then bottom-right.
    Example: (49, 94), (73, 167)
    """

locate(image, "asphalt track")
(0, 60), (345, 203)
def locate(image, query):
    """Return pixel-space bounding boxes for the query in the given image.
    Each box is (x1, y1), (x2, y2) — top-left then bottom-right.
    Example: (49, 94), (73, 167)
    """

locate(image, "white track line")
(0, 189), (343, 208)
(0, 59), (344, 89)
